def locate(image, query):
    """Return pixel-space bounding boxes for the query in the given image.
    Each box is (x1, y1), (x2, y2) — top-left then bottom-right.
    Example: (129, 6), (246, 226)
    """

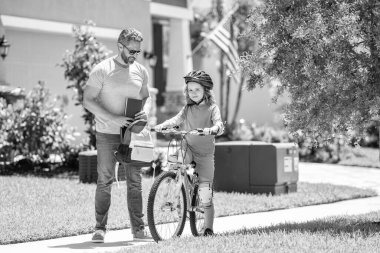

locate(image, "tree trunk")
(225, 76), (231, 123)
(216, 0), (225, 121)
(220, 54), (225, 120)
(231, 75), (245, 124)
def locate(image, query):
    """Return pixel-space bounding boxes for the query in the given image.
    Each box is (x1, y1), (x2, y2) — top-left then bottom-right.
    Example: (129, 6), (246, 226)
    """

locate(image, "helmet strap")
(194, 97), (204, 105)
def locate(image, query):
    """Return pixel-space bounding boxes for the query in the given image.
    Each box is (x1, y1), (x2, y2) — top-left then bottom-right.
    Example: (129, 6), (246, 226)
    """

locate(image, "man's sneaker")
(203, 228), (214, 236)
(133, 229), (153, 241)
(92, 230), (105, 243)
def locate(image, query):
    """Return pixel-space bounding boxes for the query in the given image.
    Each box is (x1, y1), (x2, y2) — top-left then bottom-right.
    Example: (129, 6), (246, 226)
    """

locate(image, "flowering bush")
(0, 81), (80, 173)
(59, 20), (111, 148)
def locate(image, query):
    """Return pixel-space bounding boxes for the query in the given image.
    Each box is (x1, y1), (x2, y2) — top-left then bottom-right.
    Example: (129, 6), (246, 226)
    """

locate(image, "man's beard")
(121, 51), (135, 65)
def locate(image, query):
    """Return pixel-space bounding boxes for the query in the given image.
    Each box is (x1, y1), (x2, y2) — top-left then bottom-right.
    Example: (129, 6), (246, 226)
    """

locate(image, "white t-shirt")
(85, 56), (149, 134)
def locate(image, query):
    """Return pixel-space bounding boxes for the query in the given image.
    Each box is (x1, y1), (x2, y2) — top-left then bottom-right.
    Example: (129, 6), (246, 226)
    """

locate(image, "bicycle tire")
(147, 171), (187, 242)
(189, 184), (205, 236)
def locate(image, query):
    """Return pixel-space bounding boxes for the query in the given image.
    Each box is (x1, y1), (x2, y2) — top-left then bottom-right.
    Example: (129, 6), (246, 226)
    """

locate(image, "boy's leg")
(199, 182), (214, 231)
(124, 164), (145, 235)
(194, 153), (215, 233)
(94, 133), (120, 232)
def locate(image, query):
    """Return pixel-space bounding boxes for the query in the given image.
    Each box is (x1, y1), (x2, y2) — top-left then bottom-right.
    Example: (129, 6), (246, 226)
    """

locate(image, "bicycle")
(147, 127), (214, 242)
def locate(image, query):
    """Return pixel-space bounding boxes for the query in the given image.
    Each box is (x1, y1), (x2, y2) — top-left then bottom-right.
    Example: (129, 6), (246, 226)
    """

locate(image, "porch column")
(163, 18), (193, 116)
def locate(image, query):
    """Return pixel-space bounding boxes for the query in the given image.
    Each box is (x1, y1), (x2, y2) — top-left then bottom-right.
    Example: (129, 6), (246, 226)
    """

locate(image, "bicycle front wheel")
(189, 184), (205, 236)
(147, 171), (187, 242)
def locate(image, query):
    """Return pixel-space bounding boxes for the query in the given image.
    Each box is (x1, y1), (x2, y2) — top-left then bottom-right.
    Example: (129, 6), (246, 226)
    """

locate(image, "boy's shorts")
(170, 146), (214, 184)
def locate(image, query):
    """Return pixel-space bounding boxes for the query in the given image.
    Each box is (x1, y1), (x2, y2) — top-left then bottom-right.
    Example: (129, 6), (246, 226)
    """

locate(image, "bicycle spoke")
(147, 171), (187, 241)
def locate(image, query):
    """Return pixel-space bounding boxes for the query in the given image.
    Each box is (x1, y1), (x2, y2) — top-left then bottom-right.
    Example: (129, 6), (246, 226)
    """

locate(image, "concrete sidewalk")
(299, 162), (380, 194)
(1, 162), (380, 253)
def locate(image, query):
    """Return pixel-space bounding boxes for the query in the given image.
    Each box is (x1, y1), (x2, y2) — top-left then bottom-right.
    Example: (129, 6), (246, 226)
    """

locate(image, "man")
(83, 27), (151, 242)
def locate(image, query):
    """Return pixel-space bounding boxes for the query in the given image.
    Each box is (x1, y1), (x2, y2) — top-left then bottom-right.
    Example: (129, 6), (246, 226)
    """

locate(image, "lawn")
(0, 175), (376, 245)
(126, 211), (380, 253)
(338, 146), (380, 169)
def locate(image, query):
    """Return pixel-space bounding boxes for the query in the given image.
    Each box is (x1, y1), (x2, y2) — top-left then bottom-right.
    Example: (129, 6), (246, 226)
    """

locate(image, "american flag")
(192, 4), (240, 82)
(208, 22), (239, 82)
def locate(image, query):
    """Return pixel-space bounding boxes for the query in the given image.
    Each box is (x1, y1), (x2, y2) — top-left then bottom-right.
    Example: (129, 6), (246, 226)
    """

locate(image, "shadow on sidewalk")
(49, 240), (135, 250)
(221, 212), (380, 237)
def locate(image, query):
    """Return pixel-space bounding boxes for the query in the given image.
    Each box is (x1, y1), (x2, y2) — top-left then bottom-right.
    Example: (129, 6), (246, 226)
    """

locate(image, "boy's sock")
(203, 203), (214, 231)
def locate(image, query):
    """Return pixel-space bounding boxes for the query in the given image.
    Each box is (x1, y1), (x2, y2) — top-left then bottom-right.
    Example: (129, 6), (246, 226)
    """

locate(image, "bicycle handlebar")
(150, 126), (216, 136)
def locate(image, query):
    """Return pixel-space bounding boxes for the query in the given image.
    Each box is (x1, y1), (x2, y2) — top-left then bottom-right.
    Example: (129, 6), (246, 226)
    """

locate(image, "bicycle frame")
(167, 162), (199, 213)
(158, 128), (204, 212)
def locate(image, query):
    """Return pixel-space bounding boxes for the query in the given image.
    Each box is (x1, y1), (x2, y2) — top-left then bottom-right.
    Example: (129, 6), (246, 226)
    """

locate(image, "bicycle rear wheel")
(189, 184), (205, 236)
(147, 171), (187, 242)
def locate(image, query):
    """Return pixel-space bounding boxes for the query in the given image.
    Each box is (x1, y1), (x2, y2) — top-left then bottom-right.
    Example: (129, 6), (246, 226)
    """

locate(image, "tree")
(60, 20), (111, 148)
(191, 0), (258, 138)
(241, 0), (380, 155)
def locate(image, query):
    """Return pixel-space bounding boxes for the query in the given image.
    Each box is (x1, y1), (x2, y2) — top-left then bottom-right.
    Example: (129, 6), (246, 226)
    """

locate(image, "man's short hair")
(118, 28), (143, 45)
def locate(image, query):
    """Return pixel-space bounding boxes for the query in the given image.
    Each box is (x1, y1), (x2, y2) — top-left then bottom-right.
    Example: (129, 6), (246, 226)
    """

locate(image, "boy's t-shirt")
(161, 103), (223, 154)
(86, 56), (149, 134)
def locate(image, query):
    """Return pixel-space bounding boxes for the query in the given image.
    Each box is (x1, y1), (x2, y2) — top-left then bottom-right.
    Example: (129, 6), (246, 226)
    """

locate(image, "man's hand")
(113, 116), (134, 127)
(134, 111), (147, 121)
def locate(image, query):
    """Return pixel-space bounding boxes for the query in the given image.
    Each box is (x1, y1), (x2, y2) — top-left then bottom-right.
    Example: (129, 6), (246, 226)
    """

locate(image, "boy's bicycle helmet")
(184, 70), (214, 89)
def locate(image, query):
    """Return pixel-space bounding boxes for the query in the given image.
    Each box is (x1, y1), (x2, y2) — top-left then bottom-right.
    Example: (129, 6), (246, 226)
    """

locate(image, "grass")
(0, 175), (376, 245)
(338, 146), (380, 169)
(125, 211), (380, 253)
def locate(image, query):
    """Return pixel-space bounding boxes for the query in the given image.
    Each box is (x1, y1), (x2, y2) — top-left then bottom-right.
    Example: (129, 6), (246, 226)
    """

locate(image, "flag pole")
(191, 3), (239, 55)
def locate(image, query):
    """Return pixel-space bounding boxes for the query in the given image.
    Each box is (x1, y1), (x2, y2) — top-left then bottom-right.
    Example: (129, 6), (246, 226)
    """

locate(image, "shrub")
(0, 81), (81, 174)
(349, 121), (379, 148)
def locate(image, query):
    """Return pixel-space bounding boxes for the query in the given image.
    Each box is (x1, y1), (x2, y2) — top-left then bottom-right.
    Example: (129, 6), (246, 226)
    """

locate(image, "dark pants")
(95, 132), (144, 233)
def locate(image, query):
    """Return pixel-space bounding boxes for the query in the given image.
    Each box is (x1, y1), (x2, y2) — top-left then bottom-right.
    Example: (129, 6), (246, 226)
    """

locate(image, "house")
(0, 0), (194, 144)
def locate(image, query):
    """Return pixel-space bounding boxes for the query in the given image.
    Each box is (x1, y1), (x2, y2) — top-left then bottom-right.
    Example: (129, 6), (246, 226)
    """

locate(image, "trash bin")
(78, 150), (128, 183)
(214, 141), (299, 195)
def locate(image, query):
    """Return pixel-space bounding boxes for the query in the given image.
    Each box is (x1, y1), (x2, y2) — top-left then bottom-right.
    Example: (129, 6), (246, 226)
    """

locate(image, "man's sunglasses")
(122, 45), (141, 56)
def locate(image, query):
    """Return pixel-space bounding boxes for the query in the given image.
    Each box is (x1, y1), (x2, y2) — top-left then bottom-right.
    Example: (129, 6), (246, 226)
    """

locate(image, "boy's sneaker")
(91, 230), (105, 243)
(203, 228), (214, 236)
(133, 229), (153, 241)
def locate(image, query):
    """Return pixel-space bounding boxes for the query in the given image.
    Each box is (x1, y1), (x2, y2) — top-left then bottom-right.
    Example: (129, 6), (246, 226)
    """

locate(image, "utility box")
(78, 150), (98, 183)
(214, 141), (299, 195)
